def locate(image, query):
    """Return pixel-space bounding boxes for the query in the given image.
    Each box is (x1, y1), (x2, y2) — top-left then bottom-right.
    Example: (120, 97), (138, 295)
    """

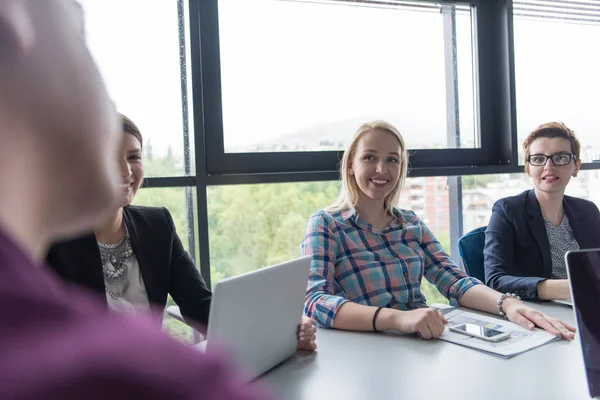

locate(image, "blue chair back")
(457, 226), (487, 282)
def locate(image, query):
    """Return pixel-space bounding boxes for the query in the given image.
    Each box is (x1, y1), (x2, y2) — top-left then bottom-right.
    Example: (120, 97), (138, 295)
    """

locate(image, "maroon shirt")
(0, 229), (270, 400)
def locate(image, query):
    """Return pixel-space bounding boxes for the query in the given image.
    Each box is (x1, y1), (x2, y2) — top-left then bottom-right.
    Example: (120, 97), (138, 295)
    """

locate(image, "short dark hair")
(120, 113), (143, 148)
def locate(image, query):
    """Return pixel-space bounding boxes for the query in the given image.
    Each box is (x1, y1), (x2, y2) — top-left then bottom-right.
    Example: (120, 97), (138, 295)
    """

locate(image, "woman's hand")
(502, 298), (576, 339)
(393, 308), (448, 339)
(296, 316), (317, 351)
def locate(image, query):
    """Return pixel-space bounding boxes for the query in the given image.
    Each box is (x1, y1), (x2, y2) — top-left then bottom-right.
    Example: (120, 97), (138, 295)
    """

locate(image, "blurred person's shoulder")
(0, 230), (270, 400)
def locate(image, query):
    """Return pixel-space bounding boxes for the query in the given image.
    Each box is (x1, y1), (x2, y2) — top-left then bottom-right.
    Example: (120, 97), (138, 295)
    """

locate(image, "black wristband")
(372, 307), (383, 332)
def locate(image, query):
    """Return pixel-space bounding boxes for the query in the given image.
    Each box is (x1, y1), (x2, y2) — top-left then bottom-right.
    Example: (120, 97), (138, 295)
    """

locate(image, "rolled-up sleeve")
(419, 219), (480, 305)
(301, 212), (348, 328)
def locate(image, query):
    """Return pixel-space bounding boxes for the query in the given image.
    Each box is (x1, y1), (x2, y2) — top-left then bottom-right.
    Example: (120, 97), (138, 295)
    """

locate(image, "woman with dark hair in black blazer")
(484, 122), (600, 301)
(47, 113), (317, 350)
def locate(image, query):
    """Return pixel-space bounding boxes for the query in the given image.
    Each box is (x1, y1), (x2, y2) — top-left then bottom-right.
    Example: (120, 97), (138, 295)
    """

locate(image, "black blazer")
(484, 189), (600, 300)
(47, 205), (212, 326)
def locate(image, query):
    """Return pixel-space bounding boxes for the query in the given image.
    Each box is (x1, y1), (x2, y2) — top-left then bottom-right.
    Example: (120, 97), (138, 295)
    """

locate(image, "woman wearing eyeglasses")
(484, 122), (600, 301)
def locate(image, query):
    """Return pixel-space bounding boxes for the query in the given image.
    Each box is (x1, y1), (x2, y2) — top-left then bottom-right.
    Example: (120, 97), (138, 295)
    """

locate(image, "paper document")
(440, 309), (560, 358)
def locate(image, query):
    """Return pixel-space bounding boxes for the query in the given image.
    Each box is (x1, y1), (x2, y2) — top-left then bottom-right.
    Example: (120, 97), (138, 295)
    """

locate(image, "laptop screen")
(567, 250), (600, 398)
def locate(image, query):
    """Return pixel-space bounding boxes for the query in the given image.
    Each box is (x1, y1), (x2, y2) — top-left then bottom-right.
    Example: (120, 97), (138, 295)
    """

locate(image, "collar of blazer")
(525, 188), (585, 221)
(525, 189), (552, 278)
(525, 188), (594, 253)
(121, 206), (164, 308)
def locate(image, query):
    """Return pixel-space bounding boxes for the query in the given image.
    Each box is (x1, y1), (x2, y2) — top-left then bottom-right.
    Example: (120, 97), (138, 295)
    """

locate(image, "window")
(461, 173), (529, 232)
(132, 187), (199, 343)
(401, 176), (451, 246)
(80, 0), (194, 177)
(197, 0), (516, 176)
(208, 178), (452, 305)
(513, 1), (600, 164)
(207, 181), (340, 283)
(217, 0), (477, 153)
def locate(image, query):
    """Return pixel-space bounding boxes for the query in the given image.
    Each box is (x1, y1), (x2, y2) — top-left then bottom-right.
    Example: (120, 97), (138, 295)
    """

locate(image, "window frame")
(189, 0), (519, 181)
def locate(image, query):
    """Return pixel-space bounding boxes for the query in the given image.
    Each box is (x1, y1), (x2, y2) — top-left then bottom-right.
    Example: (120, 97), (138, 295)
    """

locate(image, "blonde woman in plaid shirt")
(302, 120), (575, 340)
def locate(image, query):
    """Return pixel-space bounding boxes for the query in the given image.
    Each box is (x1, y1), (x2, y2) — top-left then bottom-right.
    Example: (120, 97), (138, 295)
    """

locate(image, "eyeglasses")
(527, 153), (577, 167)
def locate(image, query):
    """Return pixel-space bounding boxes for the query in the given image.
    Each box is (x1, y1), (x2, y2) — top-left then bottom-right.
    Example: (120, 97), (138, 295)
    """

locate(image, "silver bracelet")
(497, 293), (521, 317)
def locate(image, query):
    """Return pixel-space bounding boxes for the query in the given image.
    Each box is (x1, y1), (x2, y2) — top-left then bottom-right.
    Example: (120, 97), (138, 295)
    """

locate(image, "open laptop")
(565, 249), (600, 399)
(194, 256), (311, 383)
(552, 298), (573, 306)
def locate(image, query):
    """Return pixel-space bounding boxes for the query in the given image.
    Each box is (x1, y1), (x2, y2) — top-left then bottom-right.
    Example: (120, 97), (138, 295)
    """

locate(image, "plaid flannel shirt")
(301, 207), (480, 328)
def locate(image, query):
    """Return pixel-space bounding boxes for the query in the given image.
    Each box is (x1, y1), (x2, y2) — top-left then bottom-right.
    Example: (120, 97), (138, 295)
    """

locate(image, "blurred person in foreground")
(0, 1), (270, 399)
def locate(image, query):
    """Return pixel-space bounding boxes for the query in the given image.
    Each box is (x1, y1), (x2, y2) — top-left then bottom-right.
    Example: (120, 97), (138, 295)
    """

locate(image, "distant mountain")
(229, 115), (463, 152)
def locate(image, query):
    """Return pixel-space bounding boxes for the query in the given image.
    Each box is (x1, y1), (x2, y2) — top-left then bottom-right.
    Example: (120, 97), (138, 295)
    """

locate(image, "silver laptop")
(194, 256), (311, 383)
(552, 298), (573, 306)
(565, 249), (600, 399)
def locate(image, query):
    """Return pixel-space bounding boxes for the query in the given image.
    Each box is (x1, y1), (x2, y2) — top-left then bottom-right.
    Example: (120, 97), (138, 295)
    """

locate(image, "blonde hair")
(326, 120), (408, 217)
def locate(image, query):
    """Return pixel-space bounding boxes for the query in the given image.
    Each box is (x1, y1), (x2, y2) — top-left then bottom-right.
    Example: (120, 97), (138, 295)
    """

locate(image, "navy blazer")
(46, 205), (212, 326)
(484, 189), (600, 300)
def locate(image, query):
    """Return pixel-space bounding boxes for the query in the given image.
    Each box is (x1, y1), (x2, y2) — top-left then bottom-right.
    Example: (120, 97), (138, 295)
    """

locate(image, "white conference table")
(258, 302), (591, 400)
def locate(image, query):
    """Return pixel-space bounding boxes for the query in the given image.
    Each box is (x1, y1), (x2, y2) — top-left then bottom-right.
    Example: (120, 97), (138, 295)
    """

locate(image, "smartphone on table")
(449, 323), (510, 342)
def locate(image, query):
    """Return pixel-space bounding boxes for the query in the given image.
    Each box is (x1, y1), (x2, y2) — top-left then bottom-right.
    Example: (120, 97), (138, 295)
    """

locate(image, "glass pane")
(218, 0), (477, 152)
(514, 2), (600, 164)
(462, 170), (600, 233)
(80, 0), (194, 177)
(207, 179), (451, 306)
(132, 187), (199, 343)
(400, 176), (451, 251)
(207, 182), (340, 282)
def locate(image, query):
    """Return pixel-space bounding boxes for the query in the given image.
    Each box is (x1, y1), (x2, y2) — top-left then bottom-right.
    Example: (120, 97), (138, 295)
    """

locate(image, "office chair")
(457, 226), (487, 282)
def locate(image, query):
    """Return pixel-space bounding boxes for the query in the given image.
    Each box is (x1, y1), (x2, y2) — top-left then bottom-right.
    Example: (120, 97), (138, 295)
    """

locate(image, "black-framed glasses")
(527, 153), (577, 167)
